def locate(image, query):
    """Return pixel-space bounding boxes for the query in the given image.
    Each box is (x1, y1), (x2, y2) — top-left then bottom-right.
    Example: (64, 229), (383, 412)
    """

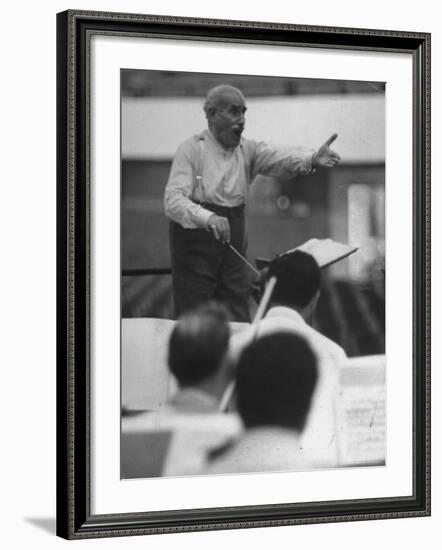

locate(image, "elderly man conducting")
(164, 84), (340, 322)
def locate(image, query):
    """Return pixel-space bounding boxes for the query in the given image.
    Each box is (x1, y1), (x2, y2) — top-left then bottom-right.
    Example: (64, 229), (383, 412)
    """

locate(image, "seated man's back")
(121, 302), (243, 478)
(205, 331), (320, 475)
(122, 408), (241, 478)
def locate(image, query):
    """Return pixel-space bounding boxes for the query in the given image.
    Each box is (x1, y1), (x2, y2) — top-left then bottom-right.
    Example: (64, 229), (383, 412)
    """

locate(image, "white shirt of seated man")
(229, 302), (347, 469)
(161, 388), (242, 477)
(122, 402), (242, 478)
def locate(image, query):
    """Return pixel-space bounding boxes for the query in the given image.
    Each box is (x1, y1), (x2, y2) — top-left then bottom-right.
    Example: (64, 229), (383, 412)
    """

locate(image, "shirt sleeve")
(164, 140), (213, 229)
(247, 140), (316, 180)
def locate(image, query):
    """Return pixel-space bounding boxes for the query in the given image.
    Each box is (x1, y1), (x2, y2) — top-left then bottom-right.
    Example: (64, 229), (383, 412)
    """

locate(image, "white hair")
(203, 84), (245, 116)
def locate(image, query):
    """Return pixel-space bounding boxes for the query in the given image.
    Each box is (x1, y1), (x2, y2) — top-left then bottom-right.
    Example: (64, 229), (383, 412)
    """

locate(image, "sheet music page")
(337, 356), (386, 466)
(296, 238), (358, 268)
(337, 386), (385, 466)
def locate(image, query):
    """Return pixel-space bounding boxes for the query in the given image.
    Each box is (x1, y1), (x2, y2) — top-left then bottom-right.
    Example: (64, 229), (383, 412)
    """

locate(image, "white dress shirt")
(229, 306), (347, 467)
(164, 129), (315, 229)
(203, 426), (311, 475)
(122, 388), (242, 478)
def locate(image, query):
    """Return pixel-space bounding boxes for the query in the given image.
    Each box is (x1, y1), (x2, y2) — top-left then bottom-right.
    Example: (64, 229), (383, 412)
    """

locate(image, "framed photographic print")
(56, 9), (430, 539)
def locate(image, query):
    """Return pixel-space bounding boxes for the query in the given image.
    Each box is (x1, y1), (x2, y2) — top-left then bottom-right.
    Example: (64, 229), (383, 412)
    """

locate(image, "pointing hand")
(312, 133), (341, 169)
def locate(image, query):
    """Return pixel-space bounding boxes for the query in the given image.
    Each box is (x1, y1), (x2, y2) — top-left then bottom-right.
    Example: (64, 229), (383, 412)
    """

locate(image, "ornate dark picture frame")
(56, 9), (430, 540)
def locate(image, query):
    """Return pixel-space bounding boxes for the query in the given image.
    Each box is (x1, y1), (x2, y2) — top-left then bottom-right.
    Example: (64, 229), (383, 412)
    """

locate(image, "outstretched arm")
(248, 140), (315, 180)
(247, 133), (340, 181)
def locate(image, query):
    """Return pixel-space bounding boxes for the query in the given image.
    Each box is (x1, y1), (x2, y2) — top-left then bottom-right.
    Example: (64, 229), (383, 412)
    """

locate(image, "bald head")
(203, 85), (246, 116)
(203, 85), (247, 149)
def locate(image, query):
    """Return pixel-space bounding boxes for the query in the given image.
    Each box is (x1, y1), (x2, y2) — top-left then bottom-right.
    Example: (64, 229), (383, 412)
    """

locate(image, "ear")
(302, 290), (320, 323)
(311, 290), (320, 309)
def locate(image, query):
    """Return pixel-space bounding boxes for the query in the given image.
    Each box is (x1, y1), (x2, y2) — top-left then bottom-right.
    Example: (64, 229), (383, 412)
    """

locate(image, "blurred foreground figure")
(164, 84), (340, 322)
(228, 249), (347, 466)
(205, 332), (318, 474)
(121, 303), (241, 478)
(167, 302), (234, 413)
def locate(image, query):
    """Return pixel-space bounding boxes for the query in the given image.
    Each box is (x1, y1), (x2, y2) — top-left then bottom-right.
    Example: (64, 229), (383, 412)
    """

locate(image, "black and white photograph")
(120, 69), (386, 479)
(1, 0), (438, 546)
(53, 5), (431, 542)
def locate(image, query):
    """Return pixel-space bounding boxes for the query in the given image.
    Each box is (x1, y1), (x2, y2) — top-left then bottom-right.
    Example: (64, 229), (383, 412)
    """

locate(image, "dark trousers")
(169, 204), (251, 322)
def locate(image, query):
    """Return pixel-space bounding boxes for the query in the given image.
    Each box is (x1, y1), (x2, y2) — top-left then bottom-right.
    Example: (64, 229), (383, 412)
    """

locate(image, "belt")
(194, 201), (245, 218)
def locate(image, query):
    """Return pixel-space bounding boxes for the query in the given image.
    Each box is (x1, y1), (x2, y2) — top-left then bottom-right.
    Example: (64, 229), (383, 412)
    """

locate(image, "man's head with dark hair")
(168, 302), (230, 388)
(268, 250), (321, 315)
(236, 332), (318, 433)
